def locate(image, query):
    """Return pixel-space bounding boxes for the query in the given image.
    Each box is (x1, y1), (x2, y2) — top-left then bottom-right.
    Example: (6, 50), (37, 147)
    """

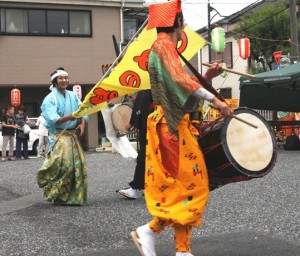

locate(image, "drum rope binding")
(202, 142), (223, 154)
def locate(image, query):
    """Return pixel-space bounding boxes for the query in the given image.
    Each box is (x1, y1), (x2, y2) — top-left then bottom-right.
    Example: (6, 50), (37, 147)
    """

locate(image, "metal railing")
(126, 132), (137, 141)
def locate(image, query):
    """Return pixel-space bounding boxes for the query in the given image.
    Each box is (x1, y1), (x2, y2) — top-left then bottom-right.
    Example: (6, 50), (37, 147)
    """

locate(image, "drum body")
(111, 104), (132, 134)
(109, 96), (124, 105)
(198, 108), (277, 191)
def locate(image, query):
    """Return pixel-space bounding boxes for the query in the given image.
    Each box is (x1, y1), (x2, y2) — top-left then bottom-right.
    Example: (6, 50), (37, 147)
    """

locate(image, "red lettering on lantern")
(73, 84), (82, 100)
(119, 71), (141, 88)
(11, 88), (21, 107)
(133, 50), (150, 71)
(90, 88), (118, 105)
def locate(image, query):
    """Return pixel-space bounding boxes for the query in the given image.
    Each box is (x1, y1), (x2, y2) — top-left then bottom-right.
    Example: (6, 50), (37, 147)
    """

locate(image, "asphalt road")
(0, 148), (299, 256)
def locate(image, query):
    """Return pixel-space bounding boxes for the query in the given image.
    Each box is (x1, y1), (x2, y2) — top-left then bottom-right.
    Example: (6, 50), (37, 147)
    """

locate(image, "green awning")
(239, 63), (300, 111)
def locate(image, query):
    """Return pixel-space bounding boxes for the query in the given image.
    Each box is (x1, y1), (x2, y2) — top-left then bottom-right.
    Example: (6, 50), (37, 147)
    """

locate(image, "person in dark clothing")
(117, 89), (154, 199)
(1, 105), (18, 161)
(15, 106), (30, 159)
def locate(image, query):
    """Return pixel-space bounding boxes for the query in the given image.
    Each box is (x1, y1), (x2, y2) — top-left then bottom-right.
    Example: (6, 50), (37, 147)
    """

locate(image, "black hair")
(5, 105), (14, 113)
(17, 105), (25, 112)
(156, 12), (184, 34)
(50, 67), (65, 85)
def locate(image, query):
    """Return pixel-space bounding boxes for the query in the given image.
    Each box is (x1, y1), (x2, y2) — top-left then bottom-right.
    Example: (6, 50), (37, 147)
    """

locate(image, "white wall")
(198, 36), (249, 101)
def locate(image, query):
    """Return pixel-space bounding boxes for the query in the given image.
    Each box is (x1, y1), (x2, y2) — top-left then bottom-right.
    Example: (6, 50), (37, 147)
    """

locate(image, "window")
(0, 7), (91, 37)
(123, 10), (147, 45)
(123, 18), (137, 43)
(70, 11), (91, 35)
(211, 42), (233, 68)
(28, 10), (46, 33)
(220, 88), (232, 99)
(47, 10), (68, 34)
(5, 9), (28, 33)
(1, 9), (5, 32)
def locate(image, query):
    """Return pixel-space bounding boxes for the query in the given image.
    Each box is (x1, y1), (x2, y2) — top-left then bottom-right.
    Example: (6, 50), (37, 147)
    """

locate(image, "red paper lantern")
(238, 37), (250, 60)
(273, 51), (282, 64)
(10, 88), (21, 107)
(73, 84), (82, 100)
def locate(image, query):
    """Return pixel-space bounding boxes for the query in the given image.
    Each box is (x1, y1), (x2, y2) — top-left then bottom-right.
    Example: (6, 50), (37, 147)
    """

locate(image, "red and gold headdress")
(147, 0), (182, 30)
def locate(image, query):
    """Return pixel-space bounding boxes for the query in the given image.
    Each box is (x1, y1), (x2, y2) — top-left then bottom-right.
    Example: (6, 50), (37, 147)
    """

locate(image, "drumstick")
(231, 114), (258, 129)
(203, 63), (256, 79)
(208, 104), (258, 129)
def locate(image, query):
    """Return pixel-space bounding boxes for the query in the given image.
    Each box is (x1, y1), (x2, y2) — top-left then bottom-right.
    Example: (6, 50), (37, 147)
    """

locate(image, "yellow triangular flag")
(73, 26), (206, 118)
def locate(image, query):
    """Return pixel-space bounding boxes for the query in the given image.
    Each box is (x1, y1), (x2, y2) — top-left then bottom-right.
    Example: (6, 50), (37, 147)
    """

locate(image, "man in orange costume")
(131, 1), (233, 255)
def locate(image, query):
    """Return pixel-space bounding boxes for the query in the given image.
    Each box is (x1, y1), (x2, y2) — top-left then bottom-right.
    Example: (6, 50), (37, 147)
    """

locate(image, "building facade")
(0, 0), (146, 150)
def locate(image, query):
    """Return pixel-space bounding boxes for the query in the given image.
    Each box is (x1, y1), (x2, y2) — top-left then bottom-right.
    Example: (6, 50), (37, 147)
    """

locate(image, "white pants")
(38, 135), (50, 156)
(101, 107), (137, 160)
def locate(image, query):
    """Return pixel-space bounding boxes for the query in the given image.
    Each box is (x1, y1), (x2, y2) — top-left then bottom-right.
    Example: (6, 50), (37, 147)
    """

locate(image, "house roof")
(123, 7), (148, 17)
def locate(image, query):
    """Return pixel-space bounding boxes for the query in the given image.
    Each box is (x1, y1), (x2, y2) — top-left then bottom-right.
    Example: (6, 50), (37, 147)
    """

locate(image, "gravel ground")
(0, 149), (299, 256)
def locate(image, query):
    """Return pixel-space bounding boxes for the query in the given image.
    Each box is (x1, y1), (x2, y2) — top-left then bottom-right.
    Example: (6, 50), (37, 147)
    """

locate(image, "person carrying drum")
(101, 95), (138, 160)
(117, 89), (154, 199)
(130, 1), (233, 255)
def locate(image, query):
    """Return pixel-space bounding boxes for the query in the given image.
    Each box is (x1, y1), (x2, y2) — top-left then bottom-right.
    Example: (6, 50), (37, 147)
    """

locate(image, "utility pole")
(208, 0), (212, 63)
(289, 0), (299, 63)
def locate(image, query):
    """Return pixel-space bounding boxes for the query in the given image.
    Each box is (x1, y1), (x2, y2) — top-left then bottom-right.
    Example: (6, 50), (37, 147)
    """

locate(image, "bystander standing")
(1, 105), (18, 161)
(15, 106), (30, 160)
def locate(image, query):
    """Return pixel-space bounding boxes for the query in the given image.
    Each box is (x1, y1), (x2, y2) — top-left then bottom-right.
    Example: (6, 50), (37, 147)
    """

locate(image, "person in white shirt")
(36, 115), (49, 157)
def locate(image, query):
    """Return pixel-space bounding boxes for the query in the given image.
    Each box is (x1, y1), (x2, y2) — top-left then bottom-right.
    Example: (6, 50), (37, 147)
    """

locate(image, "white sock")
(139, 224), (155, 236)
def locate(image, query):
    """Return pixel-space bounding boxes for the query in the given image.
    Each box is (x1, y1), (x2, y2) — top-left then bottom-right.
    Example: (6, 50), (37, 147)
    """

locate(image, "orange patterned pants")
(145, 106), (210, 252)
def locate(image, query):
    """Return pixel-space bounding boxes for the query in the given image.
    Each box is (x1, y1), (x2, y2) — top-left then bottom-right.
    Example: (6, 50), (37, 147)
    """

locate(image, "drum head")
(221, 108), (276, 176)
(111, 104), (132, 133)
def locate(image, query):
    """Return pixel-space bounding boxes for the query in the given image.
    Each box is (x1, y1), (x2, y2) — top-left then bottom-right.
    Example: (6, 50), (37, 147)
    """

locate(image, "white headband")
(51, 70), (69, 81)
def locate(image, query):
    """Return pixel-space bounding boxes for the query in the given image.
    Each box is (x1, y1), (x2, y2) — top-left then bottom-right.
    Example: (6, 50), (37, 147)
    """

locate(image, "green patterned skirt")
(36, 130), (88, 205)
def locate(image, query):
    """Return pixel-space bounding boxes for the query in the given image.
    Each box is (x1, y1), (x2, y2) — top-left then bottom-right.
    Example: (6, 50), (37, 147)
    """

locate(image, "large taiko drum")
(198, 108), (277, 191)
(112, 104), (132, 135)
(109, 96), (125, 105)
